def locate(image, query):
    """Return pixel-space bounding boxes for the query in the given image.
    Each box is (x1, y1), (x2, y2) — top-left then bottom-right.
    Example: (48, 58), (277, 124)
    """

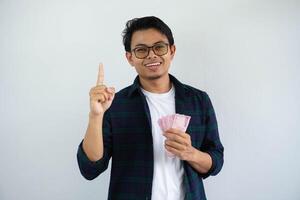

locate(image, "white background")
(1, 0), (299, 199)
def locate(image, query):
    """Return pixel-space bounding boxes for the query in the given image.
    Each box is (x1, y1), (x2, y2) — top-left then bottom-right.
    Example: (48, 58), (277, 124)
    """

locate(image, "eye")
(154, 44), (166, 51)
(135, 47), (147, 53)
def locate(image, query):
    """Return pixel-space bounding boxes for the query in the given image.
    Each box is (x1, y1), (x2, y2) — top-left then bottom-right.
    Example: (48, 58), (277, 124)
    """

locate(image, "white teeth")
(145, 62), (161, 67)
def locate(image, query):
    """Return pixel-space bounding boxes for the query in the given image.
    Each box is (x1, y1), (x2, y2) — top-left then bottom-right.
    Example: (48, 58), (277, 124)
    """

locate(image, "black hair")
(122, 16), (174, 52)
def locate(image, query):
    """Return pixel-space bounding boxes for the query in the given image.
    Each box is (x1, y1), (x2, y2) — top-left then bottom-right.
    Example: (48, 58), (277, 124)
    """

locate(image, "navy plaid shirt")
(77, 74), (224, 200)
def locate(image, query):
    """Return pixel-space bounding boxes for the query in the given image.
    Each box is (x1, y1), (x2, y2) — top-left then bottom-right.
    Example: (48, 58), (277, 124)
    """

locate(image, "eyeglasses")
(131, 42), (169, 59)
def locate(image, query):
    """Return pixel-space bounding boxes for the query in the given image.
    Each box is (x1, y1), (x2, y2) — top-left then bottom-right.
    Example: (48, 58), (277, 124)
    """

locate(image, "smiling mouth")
(144, 62), (162, 68)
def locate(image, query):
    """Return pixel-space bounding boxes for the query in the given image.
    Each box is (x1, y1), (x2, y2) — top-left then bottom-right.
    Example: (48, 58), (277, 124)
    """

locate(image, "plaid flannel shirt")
(77, 74), (224, 200)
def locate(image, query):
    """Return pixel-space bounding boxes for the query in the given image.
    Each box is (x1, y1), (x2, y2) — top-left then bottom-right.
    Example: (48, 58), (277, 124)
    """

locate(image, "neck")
(139, 74), (172, 93)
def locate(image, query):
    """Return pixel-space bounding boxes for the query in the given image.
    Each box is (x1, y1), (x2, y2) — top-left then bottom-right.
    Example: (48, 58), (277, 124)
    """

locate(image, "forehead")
(131, 28), (168, 47)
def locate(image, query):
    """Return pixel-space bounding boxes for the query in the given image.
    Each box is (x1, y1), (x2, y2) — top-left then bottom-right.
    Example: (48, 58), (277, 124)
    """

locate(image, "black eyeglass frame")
(131, 42), (170, 59)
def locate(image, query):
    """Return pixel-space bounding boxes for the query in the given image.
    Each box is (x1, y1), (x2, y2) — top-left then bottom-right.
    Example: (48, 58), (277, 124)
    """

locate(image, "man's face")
(126, 28), (176, 81)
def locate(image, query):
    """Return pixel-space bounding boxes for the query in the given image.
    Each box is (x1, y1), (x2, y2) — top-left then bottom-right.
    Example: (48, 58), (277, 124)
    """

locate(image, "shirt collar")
(127, 74), (186, 99)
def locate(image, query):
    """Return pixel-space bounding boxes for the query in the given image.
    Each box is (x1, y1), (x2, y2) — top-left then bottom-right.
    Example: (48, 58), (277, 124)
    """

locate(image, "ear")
(170, 45), (176, 60)
(125, 52), (135, 67)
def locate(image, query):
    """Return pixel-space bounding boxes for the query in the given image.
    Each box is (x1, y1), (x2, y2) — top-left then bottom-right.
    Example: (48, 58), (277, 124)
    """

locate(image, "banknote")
(158, 114), (191, 157)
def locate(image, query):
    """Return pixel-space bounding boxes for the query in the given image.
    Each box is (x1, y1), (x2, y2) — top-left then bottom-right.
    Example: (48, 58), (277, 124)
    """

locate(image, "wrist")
(89, 112), (104, 120)
(189, 147), (200, 163)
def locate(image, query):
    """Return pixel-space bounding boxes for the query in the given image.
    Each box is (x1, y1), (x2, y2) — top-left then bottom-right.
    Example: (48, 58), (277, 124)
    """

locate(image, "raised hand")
(89, 63), (115, 116)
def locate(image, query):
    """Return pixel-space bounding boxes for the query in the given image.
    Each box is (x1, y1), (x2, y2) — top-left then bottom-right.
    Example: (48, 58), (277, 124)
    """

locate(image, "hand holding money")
(89, 63), (115, 117)
(163, 128), (196, 161)
(158, 114), (195, 160)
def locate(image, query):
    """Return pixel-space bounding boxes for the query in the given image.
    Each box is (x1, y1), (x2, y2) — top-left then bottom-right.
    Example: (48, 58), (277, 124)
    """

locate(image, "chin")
(148, 75), (162, 80)
(138, 68), (169, 81)
(146, 72), (168, 80)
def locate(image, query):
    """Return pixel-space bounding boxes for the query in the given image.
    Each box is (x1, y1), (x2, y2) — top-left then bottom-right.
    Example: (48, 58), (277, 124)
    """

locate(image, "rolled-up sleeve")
(76, 111), (113, 180)
(199, 92), (224, 179)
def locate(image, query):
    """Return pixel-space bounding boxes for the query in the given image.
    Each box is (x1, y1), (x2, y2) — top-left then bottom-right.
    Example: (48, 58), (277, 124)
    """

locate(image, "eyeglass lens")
(133, 43), (168, 59)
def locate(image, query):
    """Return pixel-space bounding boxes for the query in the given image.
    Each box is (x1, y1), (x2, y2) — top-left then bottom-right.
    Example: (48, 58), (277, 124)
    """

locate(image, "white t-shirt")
(141, 85), (185, 200)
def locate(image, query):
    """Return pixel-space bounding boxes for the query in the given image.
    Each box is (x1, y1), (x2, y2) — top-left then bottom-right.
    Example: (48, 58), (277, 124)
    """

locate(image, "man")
(77, 16), (224, 200)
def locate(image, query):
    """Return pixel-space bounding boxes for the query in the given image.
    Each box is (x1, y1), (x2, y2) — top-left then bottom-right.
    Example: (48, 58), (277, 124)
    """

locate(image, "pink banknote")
(158, 114), (191, 157)
(158, 114), (191, 132)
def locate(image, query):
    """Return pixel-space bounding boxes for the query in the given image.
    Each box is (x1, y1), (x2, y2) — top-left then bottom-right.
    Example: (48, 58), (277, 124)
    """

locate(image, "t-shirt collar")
(127, 74), (186, 99)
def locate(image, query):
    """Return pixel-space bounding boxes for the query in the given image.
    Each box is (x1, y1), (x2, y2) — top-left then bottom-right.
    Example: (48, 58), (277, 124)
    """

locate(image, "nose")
(146, 48), (157, 59)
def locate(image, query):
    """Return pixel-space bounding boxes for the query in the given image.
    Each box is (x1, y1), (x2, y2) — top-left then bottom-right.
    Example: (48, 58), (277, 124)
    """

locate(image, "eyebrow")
(134, 41), (167, 47)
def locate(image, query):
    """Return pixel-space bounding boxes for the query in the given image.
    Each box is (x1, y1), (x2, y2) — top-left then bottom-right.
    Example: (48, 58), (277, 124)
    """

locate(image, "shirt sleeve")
(76, 110), (113, 180)
(199, 92), (224, 179)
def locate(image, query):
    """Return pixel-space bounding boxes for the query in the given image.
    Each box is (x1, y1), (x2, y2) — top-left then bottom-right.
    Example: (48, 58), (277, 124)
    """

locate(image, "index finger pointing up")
(97, 63), (104, 85)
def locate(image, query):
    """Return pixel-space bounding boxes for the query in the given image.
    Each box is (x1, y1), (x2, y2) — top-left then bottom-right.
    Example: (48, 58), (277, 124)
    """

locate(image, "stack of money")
(158, 114), (191, 157)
